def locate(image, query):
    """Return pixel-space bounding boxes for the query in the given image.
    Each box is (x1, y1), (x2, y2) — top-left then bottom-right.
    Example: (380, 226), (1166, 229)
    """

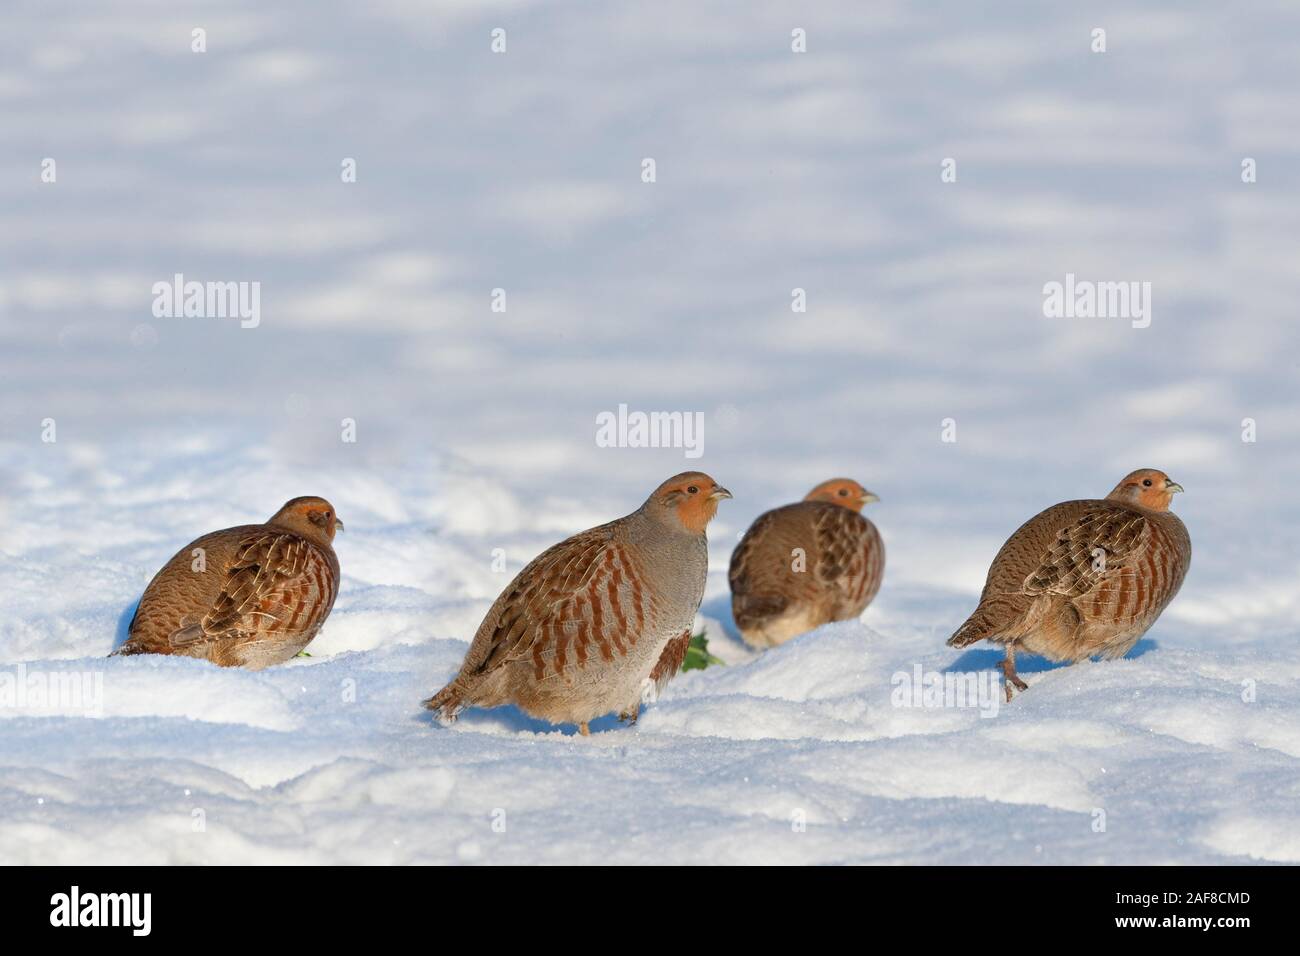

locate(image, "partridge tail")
(947, 604), (1003, 649)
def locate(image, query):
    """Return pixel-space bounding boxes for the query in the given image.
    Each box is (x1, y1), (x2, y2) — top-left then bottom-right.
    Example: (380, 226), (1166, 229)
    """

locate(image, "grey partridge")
(114, 496), (343, 669)
(729, 478), (883, 648)
(424, 472), (731, 735)
(947, 469), (1190, 700)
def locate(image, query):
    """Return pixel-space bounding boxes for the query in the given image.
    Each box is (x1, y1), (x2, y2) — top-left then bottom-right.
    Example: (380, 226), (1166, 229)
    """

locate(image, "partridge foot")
(997, 658), (1029, 702)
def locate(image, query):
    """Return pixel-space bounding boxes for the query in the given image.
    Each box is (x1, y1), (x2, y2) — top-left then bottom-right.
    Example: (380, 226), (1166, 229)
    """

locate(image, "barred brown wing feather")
(812, 505), (881, 612)
(730, 502), (882, 633)
(1073, 515), (1189, 630)
(171, 532), (319, 646)
(727, 510), (778, 595)
(475, 523), (644, 679)
(1023, 508), (1150, 599)
(729, 509), (815, 627)
(731, 508), (821, 598)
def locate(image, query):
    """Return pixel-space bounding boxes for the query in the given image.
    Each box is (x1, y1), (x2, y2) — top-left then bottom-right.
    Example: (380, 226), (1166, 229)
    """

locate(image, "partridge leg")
(578, 722), (591, 736)
(996, 647), (1029, 702)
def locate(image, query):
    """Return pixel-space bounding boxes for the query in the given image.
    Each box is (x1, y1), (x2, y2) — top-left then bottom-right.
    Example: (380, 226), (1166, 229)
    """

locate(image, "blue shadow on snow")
(944, 637), (1158, 674)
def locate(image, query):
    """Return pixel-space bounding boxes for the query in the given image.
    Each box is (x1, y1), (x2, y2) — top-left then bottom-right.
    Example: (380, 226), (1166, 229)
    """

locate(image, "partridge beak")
(859, 492), (880, 505)
(335, 517), (346, 531)
(709, 487), (733, 501)
(1164, 481), (1184, 494)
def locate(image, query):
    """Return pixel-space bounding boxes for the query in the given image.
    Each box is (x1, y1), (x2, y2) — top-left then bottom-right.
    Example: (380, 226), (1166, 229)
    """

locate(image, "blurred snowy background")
(1, 0), (1298, 863)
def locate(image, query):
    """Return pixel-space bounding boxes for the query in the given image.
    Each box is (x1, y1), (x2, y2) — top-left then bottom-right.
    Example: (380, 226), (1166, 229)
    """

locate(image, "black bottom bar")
(3, 865), (1281, 940)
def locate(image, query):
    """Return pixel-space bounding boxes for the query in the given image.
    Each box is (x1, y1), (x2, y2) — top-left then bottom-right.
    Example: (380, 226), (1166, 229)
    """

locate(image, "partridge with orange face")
(947, 469), (1190, 700)
(729, 478), (883, 648)
(424, 472), (731, 735)
(114, 496), (343, 669)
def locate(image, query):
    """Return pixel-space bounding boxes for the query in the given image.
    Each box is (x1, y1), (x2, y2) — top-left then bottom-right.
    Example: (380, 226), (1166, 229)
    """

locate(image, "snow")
(2, 438), (1298, 865)
(3, 0), (1300, 864)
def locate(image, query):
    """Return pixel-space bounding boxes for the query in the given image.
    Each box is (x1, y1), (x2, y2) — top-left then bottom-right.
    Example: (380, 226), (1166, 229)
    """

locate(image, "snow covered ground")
(2, 0), (1299, 864)
(2, 438), (1298, 865)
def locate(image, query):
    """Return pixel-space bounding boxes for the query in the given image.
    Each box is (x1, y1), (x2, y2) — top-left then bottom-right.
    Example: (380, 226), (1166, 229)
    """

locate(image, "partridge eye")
(838, 489), (849, 496)
(687, 485), (699, 494)
(1142, 479), (1152, 487)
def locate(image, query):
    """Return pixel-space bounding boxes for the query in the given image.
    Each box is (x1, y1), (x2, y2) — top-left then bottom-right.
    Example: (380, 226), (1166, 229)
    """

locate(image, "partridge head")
(803, 477), (880, 512)
(268, 496), (345, 545)
(1106, 468), (1183, 511)
(643, 471), (733, 533)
